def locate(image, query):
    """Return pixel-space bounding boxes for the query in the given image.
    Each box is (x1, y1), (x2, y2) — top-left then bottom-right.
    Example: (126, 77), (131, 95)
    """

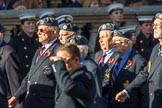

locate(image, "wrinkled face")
(59, 30), (73, 44)
(37, 25), (55, 44)
(22, 21), (36, 34)
(140, 23), (152, 35)
(56, 50), (78, 73)
(153, 18), (162, 39)
(99, 30), (112, 52)
(109, 10), (124, 23)
(112, 36), (127, 54)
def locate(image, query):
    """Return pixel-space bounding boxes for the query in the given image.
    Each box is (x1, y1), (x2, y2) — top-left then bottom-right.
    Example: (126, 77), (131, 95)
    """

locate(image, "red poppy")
(96, 56), (101, 62)
(126, 60), (132, 67)
(44, 50), (51, 57)
(109, 58), (114, 63)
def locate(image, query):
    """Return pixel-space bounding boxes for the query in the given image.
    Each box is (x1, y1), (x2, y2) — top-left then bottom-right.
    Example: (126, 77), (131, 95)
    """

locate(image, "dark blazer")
(0, 41), (21, 108)
(148, 43), (162, 108)
(14, 39), (61, 108)
(9, 31), (41, 79)
(102, 49), (149, 108)
(82, 56), (102, 108)
(52, 61), (96, 108)
(134, 31), (158, 61)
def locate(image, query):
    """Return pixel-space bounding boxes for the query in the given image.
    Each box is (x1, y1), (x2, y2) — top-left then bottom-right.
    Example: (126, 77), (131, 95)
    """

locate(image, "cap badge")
(63, 25), (67, 29)
(39, 20), (44, 25)
(102, 24), (106, 29)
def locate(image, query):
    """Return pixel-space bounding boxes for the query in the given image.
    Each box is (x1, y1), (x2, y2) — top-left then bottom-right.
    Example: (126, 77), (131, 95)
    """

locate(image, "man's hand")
(50, 56), (62, 62)
(115, 91), (127, 103)
(8, 96), (18, 108)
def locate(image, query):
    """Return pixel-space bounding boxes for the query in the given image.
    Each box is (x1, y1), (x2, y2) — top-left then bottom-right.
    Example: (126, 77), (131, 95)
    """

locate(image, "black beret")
(113, 30), (132, 40)
(59, 23), (79, 33)
(66, 35), (88, 45)
(36, 17), (58, 26)
(98, 23), (118, 32)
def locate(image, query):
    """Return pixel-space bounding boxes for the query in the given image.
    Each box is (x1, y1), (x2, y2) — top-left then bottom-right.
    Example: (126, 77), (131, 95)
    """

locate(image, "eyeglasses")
(37, 28), (47, 33)
(152, 24), (162, 28)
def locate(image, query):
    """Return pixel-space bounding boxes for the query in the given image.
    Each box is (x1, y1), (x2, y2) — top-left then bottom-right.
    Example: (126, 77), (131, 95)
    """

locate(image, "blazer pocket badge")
(43, 65), (52, 76)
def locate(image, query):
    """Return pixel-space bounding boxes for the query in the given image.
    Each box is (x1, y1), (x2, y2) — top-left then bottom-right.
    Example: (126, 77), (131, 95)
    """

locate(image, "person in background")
(56, 14), (74, 25)
(83, 0), (100, 7)
(0, 24), (22, 108)
(147, 13), (162, 108)
(106, 3), (125, 27)
(8, 13), (41, 79)
(8, 17), (61, 108)
(58, 22), (79, 44)
(66, 35), (102, 108)
(50, 43), (96, 108)
(134, 15), (158, 61)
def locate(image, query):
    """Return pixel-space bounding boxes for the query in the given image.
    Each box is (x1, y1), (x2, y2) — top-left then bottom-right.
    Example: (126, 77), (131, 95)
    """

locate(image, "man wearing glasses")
(8, 17), (61, 108)
(148, 13), (162, 108)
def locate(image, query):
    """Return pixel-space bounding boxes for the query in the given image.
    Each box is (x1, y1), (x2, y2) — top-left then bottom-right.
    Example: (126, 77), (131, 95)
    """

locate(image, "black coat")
(134, 31), (158, 61)
(52, 61), (96, 108)
(0, 41), (21, 108)
(148, 43), (162, 108)
(9, 31), (41, 78)
(14, 39), (61, 108)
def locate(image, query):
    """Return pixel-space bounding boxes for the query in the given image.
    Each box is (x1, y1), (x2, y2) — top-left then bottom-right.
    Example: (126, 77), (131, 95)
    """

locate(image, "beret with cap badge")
(36, 17), (58, 26)
(98, 23), (118, 33)
(113, 30), (132, 40)
(59, 23), (79, 33)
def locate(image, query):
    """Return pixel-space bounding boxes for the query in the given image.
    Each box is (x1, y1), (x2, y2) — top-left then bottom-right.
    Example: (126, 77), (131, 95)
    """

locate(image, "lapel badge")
(148, 61), (152, 73)
(39, 20), (44, 25)
(123, 80), (129, 88)
(63, 25), (67, 29)
(21, 38), (25, 41)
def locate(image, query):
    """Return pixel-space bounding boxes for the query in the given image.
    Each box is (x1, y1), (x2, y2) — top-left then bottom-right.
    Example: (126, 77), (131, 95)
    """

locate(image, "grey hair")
(77, 45), (89, 55)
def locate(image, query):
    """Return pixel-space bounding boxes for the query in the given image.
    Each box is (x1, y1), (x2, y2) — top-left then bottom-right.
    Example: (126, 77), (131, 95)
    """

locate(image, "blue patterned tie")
(110, 58), (121, 86)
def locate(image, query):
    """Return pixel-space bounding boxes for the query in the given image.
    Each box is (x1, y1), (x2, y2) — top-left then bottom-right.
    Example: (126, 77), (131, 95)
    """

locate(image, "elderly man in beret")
(8, 17), (61, 108)
(148, 13), (162, 108)
(58, 22), (79, 44)
(103, 30), (149, 108)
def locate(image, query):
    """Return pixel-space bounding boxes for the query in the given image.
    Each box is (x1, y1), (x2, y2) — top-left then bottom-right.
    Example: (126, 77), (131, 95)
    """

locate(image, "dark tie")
(36, 47), (45, 62)
(98, 53), (107, 68)
(110, 58), (121, 86)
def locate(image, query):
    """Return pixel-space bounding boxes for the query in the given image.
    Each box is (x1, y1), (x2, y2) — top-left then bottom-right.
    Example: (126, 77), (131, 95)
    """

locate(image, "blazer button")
(24, 47), (27, 50)
(27, 91), (29, 94)
(150, 93), (153, 96)
(34, 82), (37, 84)
(26, 64), (29, 67)
(28, 81), (30, 83)
(157, 71), (159, 74)
(25, 55), (28, 58)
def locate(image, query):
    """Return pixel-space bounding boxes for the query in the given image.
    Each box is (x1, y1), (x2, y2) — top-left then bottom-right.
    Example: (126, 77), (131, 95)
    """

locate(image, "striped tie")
(110, 58), (121, 86)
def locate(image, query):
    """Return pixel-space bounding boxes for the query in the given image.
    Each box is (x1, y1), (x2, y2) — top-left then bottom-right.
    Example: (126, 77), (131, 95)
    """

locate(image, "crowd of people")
(0, 1), (162, 108)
